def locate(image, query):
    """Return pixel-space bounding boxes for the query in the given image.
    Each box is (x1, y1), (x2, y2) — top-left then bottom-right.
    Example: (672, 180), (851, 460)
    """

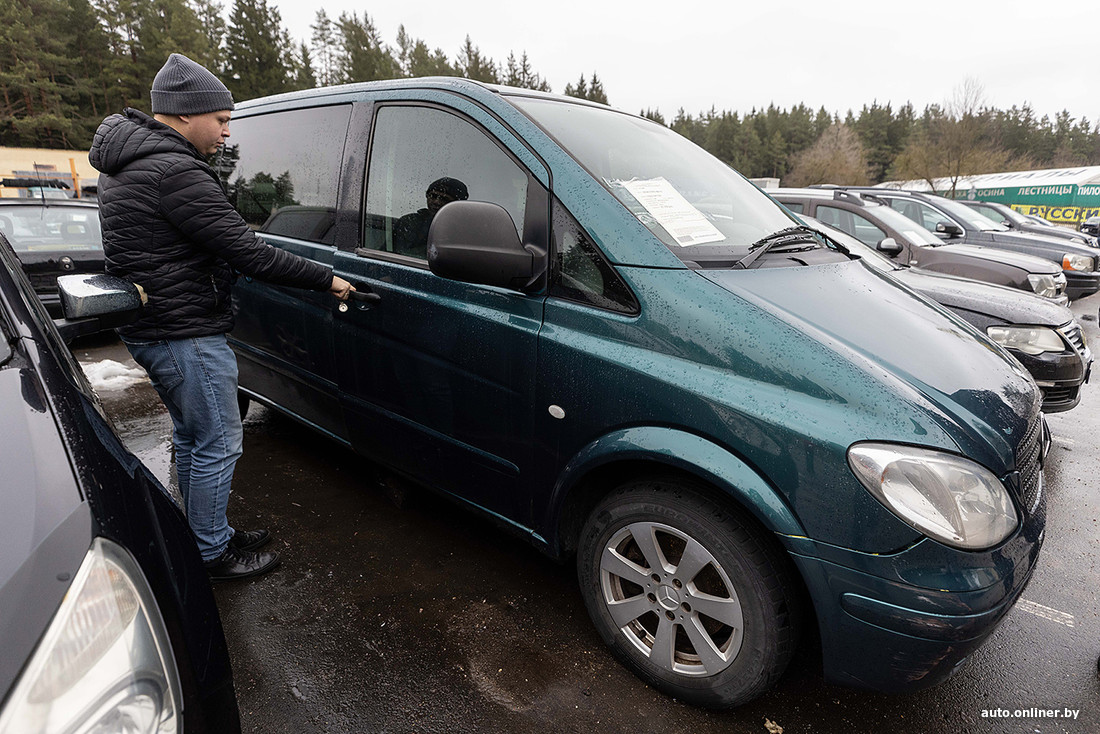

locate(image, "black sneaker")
(229, 528), (271, 552)
(204, 546), (281, 582)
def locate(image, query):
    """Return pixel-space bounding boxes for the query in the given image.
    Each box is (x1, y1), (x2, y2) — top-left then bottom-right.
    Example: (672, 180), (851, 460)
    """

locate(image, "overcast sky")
(275, 0), (1099, 126)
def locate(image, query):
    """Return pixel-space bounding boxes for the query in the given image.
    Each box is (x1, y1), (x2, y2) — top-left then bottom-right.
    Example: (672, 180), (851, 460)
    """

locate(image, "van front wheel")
(577, 480), (799, 708)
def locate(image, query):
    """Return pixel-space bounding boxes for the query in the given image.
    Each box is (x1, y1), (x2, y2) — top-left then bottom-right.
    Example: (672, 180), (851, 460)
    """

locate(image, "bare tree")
(786, 123), (871, 186)
(892, 79), (1023, 196)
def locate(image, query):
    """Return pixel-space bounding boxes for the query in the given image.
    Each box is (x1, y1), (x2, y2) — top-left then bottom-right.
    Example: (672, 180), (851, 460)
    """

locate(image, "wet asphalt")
(76, 293), (1100, 734)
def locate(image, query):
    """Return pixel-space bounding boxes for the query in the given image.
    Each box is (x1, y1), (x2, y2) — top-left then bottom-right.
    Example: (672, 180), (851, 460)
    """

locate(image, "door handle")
(348, 289), (381, 305)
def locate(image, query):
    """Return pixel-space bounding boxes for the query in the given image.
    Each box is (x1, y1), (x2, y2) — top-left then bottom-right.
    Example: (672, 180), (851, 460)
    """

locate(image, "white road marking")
(1017, 599), (1075, 628)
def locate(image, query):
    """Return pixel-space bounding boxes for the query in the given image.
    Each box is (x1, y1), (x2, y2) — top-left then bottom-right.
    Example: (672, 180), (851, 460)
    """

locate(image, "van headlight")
(1062, 253), (1095, 271)
(1026, 273), (1060, 297)
(848, 443), (1018, 550)
(986, 325), (1066, 355)
(0, 538), (181, 734)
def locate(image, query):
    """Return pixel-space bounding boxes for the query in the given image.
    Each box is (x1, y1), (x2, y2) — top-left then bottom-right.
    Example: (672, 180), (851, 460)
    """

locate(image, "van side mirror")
(54, 273), (143, 343)
(935, 221), (963, 238)
(876, 237), (903, 256)
(427, 201), (545, 292)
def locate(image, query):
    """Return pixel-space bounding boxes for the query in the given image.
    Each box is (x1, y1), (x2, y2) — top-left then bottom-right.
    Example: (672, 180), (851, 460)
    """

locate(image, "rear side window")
(889, 199), (952, 231)
(363, 105), (529, 261)
(816, 205), (886, 246)
(215, 105), (352, 244)
(972, 204), (1008, 225)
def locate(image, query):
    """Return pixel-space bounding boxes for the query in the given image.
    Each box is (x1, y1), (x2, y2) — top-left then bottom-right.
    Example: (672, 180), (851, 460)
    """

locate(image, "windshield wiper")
(735, 225), (821, 269)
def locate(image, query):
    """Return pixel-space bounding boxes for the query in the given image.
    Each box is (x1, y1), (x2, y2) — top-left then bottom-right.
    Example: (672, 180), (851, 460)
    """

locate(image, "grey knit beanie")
(150, 53), (234, 115)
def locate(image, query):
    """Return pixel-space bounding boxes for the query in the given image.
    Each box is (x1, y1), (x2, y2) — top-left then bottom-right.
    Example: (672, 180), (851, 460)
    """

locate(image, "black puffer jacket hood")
(89, 109), (332, 340)
(90, 109), (199, 175)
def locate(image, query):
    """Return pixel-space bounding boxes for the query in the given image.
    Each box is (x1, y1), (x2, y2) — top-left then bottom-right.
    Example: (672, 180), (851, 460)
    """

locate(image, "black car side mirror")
(54, 273), (144, 343)
(876, 237), (903, 256)
(935, 221), (964, 237)
(427, 201), (545, 292)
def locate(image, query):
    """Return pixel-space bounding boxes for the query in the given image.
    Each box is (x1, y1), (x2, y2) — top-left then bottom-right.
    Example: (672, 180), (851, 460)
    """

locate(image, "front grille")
(1058, 321), (1086, 356)
(1041, 384), (1080, 408)
(1016, 416), (1043, 514)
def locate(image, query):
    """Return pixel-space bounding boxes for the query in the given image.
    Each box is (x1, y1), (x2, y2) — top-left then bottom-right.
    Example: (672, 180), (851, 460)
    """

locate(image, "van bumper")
(787, 506), (1044, 692)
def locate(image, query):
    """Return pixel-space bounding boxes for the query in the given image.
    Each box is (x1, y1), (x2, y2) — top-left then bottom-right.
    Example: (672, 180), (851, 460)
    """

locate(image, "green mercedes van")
(219, 79), (1046, 708)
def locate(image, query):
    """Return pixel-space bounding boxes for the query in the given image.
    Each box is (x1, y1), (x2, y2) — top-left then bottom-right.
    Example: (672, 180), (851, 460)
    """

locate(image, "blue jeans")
(123, 334), (243, 561)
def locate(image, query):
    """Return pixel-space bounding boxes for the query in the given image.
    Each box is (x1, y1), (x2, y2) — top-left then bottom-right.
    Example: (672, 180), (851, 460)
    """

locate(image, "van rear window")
(215, 105), (351, 244)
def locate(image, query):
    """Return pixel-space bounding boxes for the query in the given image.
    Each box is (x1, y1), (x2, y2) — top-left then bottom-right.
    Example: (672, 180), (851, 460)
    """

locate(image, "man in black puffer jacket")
(90, 53), (353, 582)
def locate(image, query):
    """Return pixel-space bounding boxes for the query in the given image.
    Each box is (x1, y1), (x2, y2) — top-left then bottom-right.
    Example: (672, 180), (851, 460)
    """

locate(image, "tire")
(237, 391), (250, 421)
(577, 479), (800, 708)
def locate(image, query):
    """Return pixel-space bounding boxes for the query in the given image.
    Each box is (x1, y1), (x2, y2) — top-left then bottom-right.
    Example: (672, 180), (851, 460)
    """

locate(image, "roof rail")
(832, 189), (866, 206)
(842, 185), (922, 197)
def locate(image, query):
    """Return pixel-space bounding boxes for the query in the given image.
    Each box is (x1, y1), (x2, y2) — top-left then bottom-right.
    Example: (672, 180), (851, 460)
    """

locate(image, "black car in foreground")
(0, 198), (103, 318)
(956, 199), (1097, 248)
(848, 188), (1100, 300)
(809, 219), (1092, 412)
(773, 188), (1069, 303)
(0, 234), (240, 732)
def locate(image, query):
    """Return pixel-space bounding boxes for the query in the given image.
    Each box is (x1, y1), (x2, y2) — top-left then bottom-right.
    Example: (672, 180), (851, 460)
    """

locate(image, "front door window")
(363, 105), (529, 260)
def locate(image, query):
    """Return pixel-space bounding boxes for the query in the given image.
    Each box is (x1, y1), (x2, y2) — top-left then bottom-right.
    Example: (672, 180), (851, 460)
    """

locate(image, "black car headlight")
(848, 443), (1018, 550)
(0, 538), (181, 734)
(986, 325), (1066, 355)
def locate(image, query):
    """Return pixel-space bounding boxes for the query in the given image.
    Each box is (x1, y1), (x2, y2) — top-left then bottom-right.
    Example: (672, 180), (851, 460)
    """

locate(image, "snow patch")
(81, 359), (148, 391)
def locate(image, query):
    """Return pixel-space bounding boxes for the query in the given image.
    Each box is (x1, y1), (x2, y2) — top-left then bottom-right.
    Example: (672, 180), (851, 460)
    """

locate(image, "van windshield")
(509, 96), (800, 263)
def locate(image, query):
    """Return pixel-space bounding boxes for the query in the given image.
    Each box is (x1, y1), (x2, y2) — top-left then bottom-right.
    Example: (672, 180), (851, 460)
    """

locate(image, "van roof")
(233, 76), (614, 113)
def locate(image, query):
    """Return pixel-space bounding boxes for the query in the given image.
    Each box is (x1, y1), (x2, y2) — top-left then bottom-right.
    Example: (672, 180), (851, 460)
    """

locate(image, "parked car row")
(839, 187), (1100, 300)
(772, 188), (1069, 302)
(804, 218), (1092, 412)
(956, 199), (1097, 248)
